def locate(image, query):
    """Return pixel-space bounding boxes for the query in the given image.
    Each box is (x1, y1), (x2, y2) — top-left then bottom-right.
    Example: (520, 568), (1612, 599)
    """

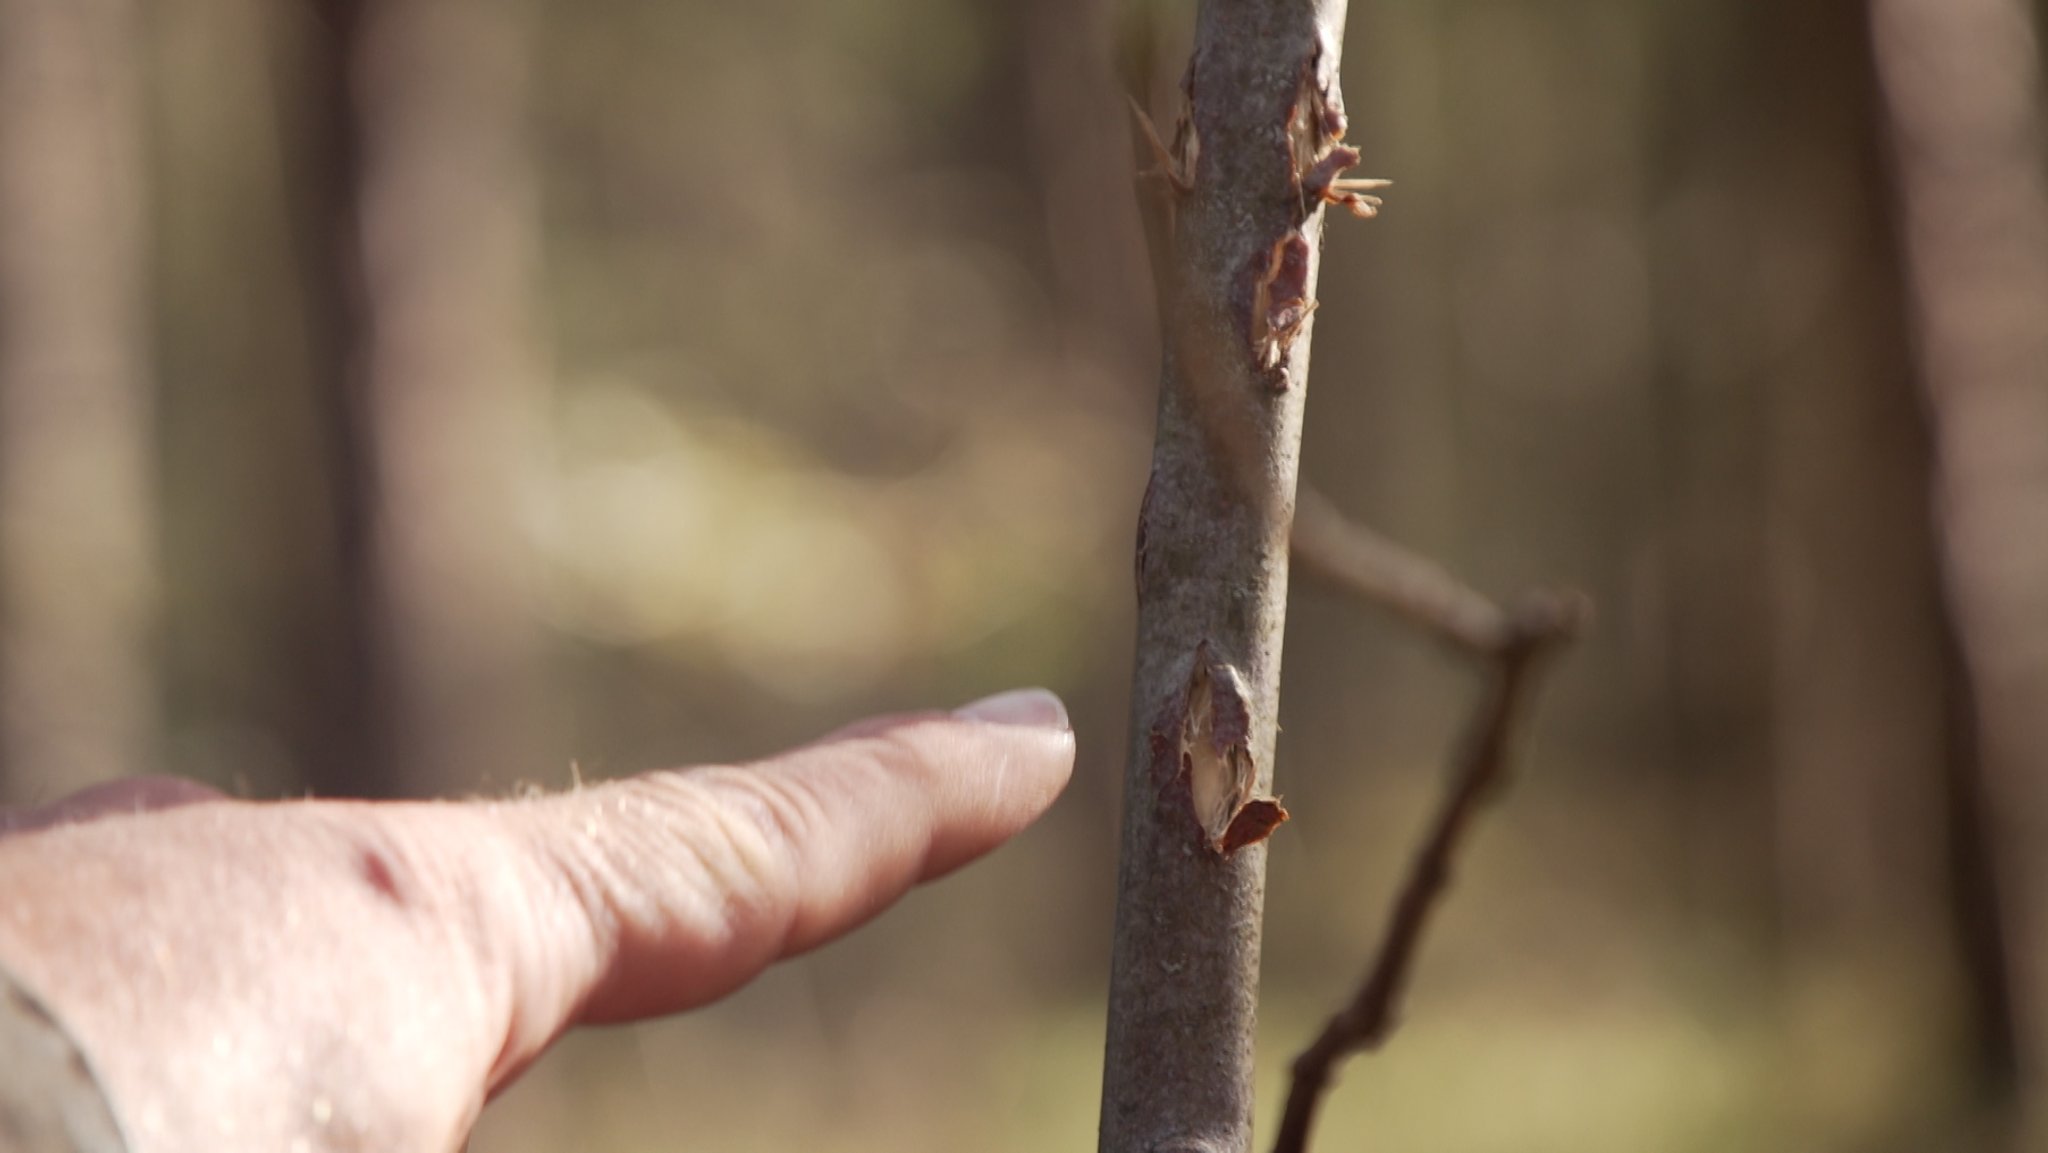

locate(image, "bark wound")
(1252, 233), (1316, 377)
(1168, 642), (1289, 854)
(1249, 41), (1386, 384)
(1299, 145), (1365, 207)
(1292, 34), (1384, 220)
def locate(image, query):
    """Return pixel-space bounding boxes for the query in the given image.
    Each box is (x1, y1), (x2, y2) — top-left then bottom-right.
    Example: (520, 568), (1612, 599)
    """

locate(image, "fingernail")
(954, 687), (1071, 732)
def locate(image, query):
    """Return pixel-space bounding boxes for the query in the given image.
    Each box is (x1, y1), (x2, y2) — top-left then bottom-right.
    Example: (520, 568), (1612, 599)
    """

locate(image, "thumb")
(468, 689), (1074, 1085)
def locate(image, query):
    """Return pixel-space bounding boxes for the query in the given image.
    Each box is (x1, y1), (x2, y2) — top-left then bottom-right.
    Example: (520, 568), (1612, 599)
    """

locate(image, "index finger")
(472, 689), (1074, 1079)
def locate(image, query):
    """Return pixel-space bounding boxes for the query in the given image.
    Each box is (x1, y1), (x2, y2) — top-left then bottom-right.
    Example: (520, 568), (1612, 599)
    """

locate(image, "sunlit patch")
(528, 379), (1129, 702)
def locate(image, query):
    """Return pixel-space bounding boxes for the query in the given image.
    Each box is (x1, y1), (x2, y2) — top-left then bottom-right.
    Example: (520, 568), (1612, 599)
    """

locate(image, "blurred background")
(2, 0), (2044, 1149)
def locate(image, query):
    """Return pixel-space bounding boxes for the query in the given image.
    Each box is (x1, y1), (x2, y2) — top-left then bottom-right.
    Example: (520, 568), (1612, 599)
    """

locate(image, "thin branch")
(1097, 4), (1360, 1150)
(1273, 495), (1587, 1153)
(1290, 485), (1583, 660)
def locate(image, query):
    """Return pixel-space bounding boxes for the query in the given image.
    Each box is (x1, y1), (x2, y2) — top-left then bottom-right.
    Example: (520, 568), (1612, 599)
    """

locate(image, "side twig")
(1272, 494), (1588, 1153)
(1292, 484), (1549, 660)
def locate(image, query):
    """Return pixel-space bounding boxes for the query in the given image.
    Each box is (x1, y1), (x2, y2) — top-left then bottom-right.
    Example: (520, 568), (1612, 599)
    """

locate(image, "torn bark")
(1099, 2), (1359, 1151)
(1177, 643), (1290, 856)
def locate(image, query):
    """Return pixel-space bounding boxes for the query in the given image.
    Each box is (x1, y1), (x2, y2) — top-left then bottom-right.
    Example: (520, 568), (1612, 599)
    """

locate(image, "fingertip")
(495, 696), (1077, 1031)
(951, 687), (1071, 733)
(806, 696), (1074, 882)
(913, 703), (1077, 877)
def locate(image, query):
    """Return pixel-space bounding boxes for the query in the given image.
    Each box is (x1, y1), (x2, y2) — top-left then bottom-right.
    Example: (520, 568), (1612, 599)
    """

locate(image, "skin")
(0, 688), (1075, 1153)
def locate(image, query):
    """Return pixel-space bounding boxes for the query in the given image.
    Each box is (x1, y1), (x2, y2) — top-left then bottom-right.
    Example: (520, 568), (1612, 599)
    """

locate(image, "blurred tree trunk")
(1639, 6), (2015, 1138)
(285, 0), (552, 797)
(1750, 0), (1971, 1131)
(0, 0), (159, 799)
(274, 0), (388, 798)
(1871, 0), (2048, 1139)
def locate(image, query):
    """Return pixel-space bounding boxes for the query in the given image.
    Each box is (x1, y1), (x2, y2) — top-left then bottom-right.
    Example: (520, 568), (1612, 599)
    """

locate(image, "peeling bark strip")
(1099, 1), (1367, 1151)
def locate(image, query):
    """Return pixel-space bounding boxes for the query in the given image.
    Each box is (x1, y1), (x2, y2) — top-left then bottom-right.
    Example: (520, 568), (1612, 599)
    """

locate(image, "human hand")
(0, 689), (1074, 1153)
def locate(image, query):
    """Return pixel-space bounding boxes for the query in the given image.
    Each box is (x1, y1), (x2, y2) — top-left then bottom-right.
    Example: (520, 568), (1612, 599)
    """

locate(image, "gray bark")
(1098, 2), (1353, 1150)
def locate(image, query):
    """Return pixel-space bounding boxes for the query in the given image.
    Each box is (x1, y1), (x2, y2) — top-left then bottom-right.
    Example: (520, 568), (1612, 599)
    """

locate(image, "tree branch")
(1272, 495), (1587, 1153)
(1098, 1), (1364, 1150)
(1291, 486), (1518, 657)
